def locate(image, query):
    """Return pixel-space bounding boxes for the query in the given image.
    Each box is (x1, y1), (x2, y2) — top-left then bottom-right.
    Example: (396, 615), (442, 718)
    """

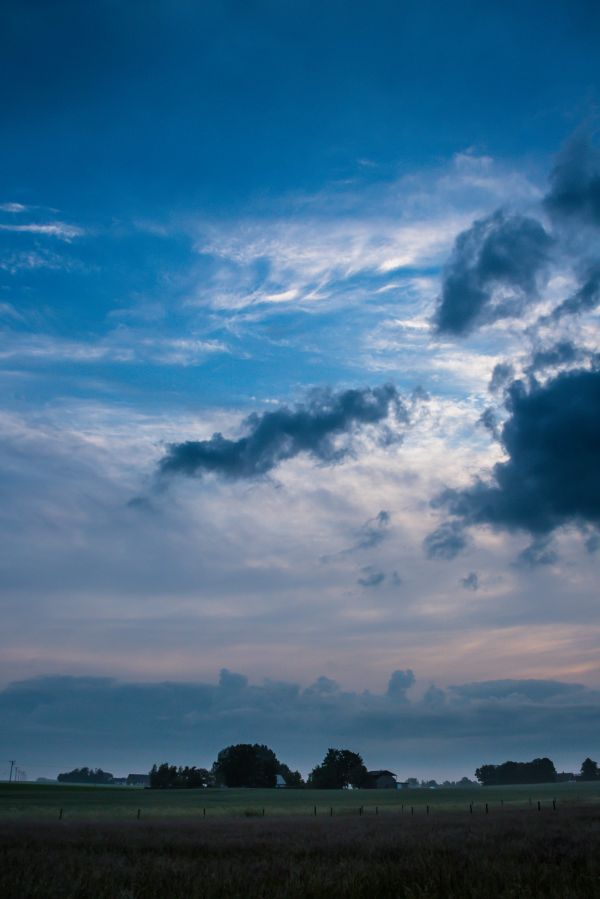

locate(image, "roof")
(367, 770), (397, 778)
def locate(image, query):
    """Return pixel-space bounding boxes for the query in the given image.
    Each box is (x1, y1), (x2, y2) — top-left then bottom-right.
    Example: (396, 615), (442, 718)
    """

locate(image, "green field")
(3, 783), (600, 897)
(2, 780), (599, 821)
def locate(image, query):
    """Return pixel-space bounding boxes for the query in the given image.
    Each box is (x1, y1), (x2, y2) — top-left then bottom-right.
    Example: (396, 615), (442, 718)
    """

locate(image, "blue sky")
(1, 0), (600, 780)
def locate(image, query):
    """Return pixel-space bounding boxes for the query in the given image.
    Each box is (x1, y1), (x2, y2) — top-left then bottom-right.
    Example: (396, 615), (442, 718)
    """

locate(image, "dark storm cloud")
(544, 132), (600, 228)
(159, 385), (407, 480)
(479, 407), (499, 440)
(355, 510), (391, 549)
(2, 672), (599, 778)
(551, 265), (600, 321)
(527, 340), (581, 373)
(489, 362), (514, 393)
(516, 536), (558, 568)
(460, 571), (479, 591)
(423, 520), (467, 560)
(431, 369), (600, 540)
(434, 210), (552, 335)
(357, 565), (386, 588)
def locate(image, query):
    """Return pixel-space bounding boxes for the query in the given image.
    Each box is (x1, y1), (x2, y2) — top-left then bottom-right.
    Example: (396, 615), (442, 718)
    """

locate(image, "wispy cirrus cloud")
(0, 222), (84, 241)
(0, 202), (29, 213)
(0, 332), (228, 366)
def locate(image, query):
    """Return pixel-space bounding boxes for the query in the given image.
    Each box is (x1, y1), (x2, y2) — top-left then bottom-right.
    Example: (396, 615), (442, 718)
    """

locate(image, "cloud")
(526, 340), (582, 374)
(355, 509), (391, 549)
(159, 384), (408, 480)
(489, 362), (514, 393)
(3, 671), (598, 778)
(0, 202), (28, 213)
(423, 520), (468, 560)
(516, 536), (559, 568)
(386, 669), (416, 700)
(434, 210), (552, 335)
(357, 565), (386, 588)
(431, 368), (600, 540)
(461, 571), (479, 591)
(550, 265), (600, 321)
(0, 222), (83, 241)
(544, 132), (600, 228)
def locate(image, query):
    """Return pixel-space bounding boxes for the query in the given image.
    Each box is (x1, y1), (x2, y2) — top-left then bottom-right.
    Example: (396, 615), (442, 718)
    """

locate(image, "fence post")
(426, 805), (429, 816)
(313, 805), (317, 817)
(262, 808), (265, 817)
(375, 806), (378, 816)
(203, 807), (206, 817)
(137, 808), (141, 820)
(411, 806), (414, 816)
(58, 808), (63, 820)
(469, 803), (473, 814)
(330, 807), (333, 817)
(552, 798), (556, 811)
(485, 803), (488, 814)
(537, 801), (541, 812)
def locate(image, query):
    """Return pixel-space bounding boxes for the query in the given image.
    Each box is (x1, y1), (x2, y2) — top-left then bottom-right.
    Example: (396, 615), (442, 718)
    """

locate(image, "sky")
(1, 0), (600, 782)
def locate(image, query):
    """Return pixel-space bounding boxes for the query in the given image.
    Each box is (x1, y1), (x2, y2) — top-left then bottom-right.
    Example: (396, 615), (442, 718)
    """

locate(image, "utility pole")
(8, 760), (16, 783)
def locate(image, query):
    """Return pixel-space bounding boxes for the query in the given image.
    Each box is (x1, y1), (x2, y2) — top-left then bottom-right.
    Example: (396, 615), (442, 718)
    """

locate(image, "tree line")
(56, 750), (600, 789)
(150, 746), (365, 789)
(475, 757), (599, 786)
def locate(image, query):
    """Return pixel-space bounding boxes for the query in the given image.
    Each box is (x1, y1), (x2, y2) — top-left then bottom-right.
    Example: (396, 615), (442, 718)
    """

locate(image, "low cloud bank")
(2, 671), (599, 779)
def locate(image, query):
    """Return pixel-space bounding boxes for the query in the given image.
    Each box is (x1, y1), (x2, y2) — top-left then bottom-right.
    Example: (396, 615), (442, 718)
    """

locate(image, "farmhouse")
(364, 770), (397, 789)
(126, 773), (150, 786)
(275, 775), (286, 788)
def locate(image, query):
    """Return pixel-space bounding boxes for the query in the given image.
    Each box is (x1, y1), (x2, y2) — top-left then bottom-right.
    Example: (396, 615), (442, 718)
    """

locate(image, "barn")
(364, 770), (397, 789)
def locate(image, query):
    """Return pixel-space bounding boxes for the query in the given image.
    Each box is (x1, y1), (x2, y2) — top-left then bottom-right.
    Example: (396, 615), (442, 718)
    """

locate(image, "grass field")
(2, 802), (600, 898)
(1, 780), (600, 821)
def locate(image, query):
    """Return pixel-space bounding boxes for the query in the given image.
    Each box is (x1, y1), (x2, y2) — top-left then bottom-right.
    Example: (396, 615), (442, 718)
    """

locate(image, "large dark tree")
(308, 748), (368, 789)
(212, 744), (280, 788)
(579, 758), (599, 781)
(57, 767), (113, 784)
(475, 757), (557, 786)
(149, 763), (212, 789)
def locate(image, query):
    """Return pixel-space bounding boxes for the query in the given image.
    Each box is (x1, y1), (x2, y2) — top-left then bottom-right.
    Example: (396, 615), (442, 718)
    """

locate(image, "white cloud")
(0, 221), (84, 240)
(0, 202), (29, 213)
(0, 332), (229, 366)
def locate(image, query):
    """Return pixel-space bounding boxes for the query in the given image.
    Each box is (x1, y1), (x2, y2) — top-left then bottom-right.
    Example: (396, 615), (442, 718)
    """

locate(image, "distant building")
(275, 774), (286, 788)
(364, 770), (397, 789)
(126, 773), (150, 786)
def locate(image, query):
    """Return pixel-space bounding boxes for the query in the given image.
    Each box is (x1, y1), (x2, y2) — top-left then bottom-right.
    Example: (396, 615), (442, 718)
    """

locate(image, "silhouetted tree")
(149, 763), (212, 789)
(212, 744), (279, 787)
(277, 762), (304, 788)
(579, 757), (599, 781)
(308, 748), (368, 789)
(475, 757), (557, 785)
(57, 767), (113, 784)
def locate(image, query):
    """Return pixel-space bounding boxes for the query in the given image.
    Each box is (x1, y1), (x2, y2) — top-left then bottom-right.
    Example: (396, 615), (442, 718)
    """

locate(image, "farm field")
(1, 780), (600, 821)
(2, 802), (600, 898)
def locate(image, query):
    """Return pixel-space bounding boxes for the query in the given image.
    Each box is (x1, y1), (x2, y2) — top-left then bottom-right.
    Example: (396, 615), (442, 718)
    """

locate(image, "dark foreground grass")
(2, 805), (600, 898)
